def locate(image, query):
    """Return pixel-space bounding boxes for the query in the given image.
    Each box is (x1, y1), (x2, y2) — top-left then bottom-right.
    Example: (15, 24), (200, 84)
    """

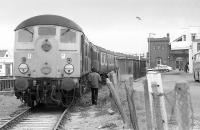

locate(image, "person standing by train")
(88, 68), (102, 105)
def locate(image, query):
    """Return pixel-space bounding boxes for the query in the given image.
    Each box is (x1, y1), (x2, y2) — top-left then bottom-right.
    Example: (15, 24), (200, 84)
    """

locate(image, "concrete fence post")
(143, 79), (153, 130)
(146, 71), (168, 130)
(151, 82), (164, 130)
(175, 82), (192, 130)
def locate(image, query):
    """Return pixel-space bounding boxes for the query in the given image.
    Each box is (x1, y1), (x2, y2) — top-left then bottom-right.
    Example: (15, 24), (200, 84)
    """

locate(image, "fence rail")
(0, 78), (15, 91)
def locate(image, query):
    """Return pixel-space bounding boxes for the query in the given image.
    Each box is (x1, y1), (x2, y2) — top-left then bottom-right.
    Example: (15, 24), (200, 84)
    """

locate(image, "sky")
(1, 0), (200, 54)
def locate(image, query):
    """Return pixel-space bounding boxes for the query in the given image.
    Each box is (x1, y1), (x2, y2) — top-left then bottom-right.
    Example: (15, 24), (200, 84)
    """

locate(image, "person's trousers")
(91, 88), (98, 105)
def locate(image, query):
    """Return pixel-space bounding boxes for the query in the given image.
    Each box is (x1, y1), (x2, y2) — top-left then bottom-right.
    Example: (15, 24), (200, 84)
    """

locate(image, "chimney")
(167, 33), (170, 38)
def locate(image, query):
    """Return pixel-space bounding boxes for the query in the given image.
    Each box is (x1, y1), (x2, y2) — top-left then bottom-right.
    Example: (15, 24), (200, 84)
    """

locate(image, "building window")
(183, 35), (186, 41)
(191, 33), (196, 41)
(156, 57), (162, 65)
(197, 43), (200, 52)
(0, 65), (2, 69)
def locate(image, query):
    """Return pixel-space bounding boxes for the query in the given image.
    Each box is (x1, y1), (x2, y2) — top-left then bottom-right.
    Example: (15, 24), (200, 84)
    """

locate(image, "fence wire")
(163, 89), (200, 129)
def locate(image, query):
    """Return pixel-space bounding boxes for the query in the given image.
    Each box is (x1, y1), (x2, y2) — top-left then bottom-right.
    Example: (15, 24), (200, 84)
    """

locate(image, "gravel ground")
(65, 85), (125, 130)
(0, 91), (28, 127)
(0, 92), (26, 118)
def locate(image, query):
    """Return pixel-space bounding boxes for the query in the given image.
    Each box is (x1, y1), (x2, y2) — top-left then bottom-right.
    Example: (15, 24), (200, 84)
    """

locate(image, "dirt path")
(64, 86), (124, 130)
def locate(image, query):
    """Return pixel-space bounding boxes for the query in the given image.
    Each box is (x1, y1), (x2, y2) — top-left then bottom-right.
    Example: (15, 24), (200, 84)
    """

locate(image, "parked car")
(154, 65), (173, 72)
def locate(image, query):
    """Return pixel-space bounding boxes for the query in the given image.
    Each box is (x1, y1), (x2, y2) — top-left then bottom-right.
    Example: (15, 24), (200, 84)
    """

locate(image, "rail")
(53, 108), (70, 130)
(0, 107), (31, 129)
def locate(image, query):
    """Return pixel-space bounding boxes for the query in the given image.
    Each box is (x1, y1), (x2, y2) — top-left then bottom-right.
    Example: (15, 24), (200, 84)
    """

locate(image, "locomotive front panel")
(13, 15), (85, 106)
(14, 26), (81, 78)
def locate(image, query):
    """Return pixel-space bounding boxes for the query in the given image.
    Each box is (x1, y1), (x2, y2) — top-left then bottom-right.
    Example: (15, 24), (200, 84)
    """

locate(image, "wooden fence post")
(175, 82), (191, 130)
(146, 71), (168, 130)
(106, 78), (129, 127)
(124, 82), (139, 130)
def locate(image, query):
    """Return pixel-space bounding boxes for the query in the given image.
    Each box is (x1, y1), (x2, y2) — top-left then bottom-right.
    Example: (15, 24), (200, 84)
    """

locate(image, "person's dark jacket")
(88, 72), (102, 88)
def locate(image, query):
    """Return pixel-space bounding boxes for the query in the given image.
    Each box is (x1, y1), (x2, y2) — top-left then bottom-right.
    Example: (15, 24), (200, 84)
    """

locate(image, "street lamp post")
(148, 33), (155, 68)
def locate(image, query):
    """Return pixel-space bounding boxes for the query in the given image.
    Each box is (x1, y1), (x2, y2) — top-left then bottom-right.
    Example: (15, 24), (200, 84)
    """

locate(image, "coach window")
(101, 53), (104, 65)
(197, 43), (200, 52)
(60, 29), (76, 43)
(38, 27), (56, 36)
(196, 54), (200, 62)
(18, 27), (34, 42)
(101, 53), (106, 65)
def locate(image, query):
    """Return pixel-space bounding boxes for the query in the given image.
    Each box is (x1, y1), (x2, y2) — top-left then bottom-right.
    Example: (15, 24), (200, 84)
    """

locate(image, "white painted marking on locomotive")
(61, 53), (66, 59)
(28, 53), (31, 59)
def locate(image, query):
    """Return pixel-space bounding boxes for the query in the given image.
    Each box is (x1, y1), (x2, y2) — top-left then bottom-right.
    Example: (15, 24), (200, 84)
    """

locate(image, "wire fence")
(107, 71), (200, 130)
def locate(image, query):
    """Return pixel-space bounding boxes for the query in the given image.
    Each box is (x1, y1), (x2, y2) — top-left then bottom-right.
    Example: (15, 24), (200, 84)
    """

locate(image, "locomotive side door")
(81, 35), (85, 74)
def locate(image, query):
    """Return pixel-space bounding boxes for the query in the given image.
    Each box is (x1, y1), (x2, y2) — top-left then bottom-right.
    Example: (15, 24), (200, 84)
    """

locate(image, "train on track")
(13, 15), (146, 107)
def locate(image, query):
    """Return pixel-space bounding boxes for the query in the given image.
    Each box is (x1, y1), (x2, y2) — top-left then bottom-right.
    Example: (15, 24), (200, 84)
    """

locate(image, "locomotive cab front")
(14, 15), (84, 106)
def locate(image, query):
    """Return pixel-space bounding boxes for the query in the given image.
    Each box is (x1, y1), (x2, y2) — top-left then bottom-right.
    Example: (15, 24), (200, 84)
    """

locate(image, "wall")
(148, 36), (170, 68)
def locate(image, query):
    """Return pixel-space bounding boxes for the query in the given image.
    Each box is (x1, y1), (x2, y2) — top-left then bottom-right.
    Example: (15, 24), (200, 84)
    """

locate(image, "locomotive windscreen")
(38, 27), (56, 36)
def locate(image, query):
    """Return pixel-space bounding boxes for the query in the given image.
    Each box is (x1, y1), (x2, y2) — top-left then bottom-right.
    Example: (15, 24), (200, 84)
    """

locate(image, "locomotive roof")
(15, 15), (83, 32)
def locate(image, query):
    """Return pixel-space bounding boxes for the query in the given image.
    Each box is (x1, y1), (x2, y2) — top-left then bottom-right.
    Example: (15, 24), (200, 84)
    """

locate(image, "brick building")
(148, 34), (170, 68)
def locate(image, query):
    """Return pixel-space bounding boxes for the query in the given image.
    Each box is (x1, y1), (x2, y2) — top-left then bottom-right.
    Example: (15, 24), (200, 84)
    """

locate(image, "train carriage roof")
(15, 15), (83, 32)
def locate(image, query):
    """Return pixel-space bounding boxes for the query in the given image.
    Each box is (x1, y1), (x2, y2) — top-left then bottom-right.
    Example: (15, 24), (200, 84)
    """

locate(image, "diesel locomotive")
(14, 15), (145, 107)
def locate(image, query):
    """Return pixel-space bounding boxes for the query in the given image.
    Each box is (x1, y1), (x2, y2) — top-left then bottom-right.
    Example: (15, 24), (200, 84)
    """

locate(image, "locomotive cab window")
(60, 29), (76, 43)
(38, 27), (56, 36)
(18, 27), (34, 42)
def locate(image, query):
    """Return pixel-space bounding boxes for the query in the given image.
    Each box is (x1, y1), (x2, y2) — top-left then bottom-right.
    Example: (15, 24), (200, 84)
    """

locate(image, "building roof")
(170, 41), (190, 50)
(15, 15), (83, 32)
(0, 50), (7, 57)
(148, 37), (170, 42)
(172, 35), (185, 42)
(171, 34), (189, 50)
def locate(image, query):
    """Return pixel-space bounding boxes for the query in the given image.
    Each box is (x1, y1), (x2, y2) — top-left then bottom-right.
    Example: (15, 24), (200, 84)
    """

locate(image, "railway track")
(0, 105), (72, 130)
